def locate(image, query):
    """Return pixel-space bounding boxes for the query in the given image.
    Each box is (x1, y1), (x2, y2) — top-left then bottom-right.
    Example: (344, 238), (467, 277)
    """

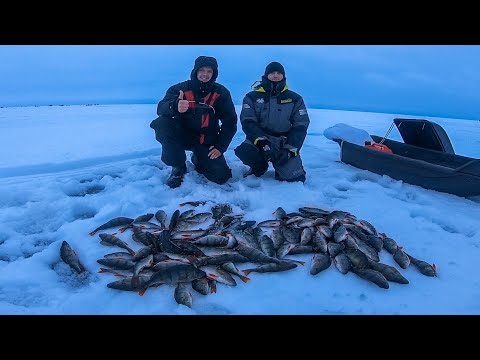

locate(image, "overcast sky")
(1, 45), (480, 120)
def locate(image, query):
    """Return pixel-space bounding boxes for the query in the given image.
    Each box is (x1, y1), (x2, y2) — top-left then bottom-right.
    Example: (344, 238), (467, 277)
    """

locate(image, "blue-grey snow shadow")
(0, 149), (160, 178)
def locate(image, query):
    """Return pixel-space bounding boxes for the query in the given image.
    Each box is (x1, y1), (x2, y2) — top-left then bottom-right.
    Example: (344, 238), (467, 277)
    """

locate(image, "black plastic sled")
(333, 118), (480, 198)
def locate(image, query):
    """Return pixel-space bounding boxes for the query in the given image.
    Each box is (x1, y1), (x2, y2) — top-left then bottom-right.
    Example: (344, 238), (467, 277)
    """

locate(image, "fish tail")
(242, 269), (253, 276)
(131, 275), (140, 288)
(288, 259), (305, 266)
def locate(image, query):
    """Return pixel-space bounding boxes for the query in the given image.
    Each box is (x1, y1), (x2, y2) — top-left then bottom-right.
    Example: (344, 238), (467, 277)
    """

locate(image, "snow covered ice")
(0, 104), (479, 315)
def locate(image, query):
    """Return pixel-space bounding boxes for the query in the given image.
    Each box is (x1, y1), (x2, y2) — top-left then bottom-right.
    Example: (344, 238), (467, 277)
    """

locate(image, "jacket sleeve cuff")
(170, 99), (179, 114)
(253, 136), (267, 146)
(283, 143), (298, 156)
(215, 145), (227, 154)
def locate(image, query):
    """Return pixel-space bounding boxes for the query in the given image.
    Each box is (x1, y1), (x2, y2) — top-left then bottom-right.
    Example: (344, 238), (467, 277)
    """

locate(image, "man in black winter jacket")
(150, 56), (238, 188)
(234, 61), (310, 183)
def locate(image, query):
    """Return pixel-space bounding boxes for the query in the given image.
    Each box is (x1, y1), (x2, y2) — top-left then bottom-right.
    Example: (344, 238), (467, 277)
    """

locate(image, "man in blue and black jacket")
(150, 56), (238, 188)
(234, 61), (310, 183)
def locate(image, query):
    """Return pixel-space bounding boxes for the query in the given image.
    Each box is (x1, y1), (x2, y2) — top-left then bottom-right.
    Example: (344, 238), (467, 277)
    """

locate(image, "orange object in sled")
(365, 142), (393, 154)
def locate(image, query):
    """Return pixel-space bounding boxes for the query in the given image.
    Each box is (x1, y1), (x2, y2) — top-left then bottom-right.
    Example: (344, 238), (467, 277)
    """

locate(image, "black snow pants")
(150, 116), (232, 185)
(234, 136), (306, 183)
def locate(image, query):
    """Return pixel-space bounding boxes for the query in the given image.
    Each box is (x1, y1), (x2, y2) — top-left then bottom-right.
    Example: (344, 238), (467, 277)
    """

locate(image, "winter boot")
(274, 171), (306, 183)
(243, 163), (269, 178)
(166, 165), (187, 188)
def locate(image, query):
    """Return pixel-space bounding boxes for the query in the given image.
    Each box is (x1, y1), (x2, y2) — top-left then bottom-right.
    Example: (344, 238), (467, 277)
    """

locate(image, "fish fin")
(100, 241), (115, 246)
(88, 231), (96, 236)
(432, 263), (437, 275)
(206, 273), (218, 280)
(98, 268), (110, 273)
(240, 275), (251, 283)
(118, 226), (129, 233)
(186, 255), (197, 265)
(138, 289), (147, 296)
(242, 269), (253, 276)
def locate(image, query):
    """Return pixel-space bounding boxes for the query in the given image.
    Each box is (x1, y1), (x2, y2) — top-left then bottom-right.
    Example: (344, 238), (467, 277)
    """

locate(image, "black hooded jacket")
(155, 56), (238, 154)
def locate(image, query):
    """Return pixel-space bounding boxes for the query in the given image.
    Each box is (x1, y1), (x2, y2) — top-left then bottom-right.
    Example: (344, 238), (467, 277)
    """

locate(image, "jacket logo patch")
(243, 103), (251, 109)
(256, 98), (265, 104)
(280, 98), (292, 104)
(299, 109), (307, 115)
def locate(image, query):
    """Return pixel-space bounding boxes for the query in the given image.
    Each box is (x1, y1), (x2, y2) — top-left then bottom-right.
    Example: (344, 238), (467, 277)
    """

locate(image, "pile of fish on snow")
(60, 201), (437, 308)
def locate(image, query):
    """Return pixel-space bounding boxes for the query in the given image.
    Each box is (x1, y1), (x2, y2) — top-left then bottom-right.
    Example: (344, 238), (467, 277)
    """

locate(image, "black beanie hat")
(264, 61), (285, 77)
(191, 56), (218, 82)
